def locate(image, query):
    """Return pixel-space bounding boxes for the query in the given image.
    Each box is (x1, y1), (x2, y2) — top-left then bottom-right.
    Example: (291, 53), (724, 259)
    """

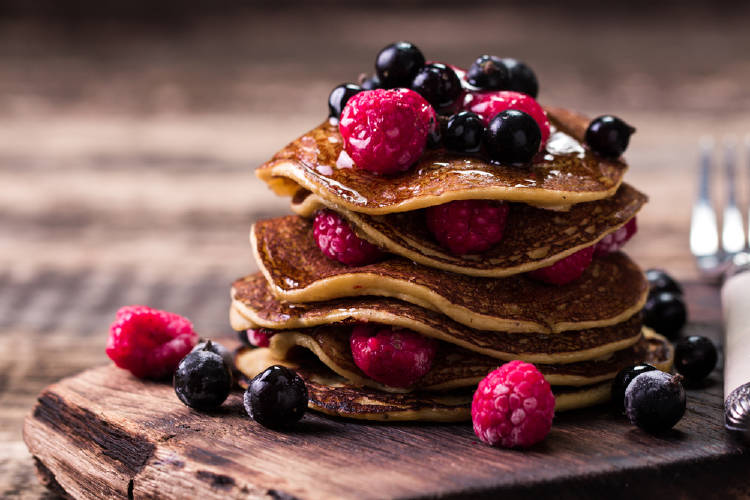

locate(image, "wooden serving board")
(21, 285), (750, 499)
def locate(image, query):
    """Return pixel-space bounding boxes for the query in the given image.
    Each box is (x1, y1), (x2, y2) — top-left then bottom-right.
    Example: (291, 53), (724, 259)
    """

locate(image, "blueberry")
(427, 113), (442, 149)
(674, 336), (718, 384)
(500, 58), (539, 98)
(444, 111), (484, 153)
(191, 340), (233, 372)
(466, 55), (510, 90)
(174, 346), (232, 410)
(484, 109), (541, 165)
(244, 365), (307, 429)
(646, 268), (684, 296)
(643, 291), (687, 339)
(625, 371), (686, 432)
(611, 363), (658, 413)
(360, 74), (381, 90)
(237, 329), (251, 347)
(411, 63), (462, 110)
(584, 115), (636, 159)
(328, 83), (362, 120)
(375, 42), (425, 89)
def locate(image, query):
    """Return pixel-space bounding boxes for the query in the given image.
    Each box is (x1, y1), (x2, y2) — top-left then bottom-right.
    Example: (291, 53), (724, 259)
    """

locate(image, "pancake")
(234, 331), (673, 420)
(260, 325), (652, 390)
(290, 183), (646, 278)
(252, 216), (648, 333)
(230, 274), (643, 364)
(256, 107), (628, 215)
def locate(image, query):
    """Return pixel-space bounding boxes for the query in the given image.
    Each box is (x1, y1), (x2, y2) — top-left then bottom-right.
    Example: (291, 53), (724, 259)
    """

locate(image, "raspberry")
(472, 360), (555, 448)
(350, 324), (438, 388)
(313, 209), (383, 266)
(247, 328), (275, 348)
(462, 90), (550, 146)
(426, 200), (509, 255)
(528, 245), (595, 285)
(594, 217), (637, 256)
(339, 88), (433, 174)
(106, 305), (198, 379)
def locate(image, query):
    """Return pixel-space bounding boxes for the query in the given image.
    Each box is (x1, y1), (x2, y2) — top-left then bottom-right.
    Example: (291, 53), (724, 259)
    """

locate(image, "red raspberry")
(426, 200), (509, 255)
(106, 305), (199, 379)
(339, 88), (433, 174)
(528, 245), (595, 285)
(462, 90), (550, 146)
(246, 328), (274, 348)
(313, 209), (383, 266)
(472, 360), (555, 448)
(350, 324), (438, 388)
(594, 217), (637, 256)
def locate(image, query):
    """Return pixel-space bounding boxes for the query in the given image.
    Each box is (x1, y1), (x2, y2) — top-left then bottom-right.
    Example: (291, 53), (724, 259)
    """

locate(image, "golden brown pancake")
(234, 331), (673, 420)
(252, 216), (648, 333)
(256, 107), (628, 214)
(290, 183), (646, 278)
(260, 326), (652, 390)
(230, 274), (643, 364)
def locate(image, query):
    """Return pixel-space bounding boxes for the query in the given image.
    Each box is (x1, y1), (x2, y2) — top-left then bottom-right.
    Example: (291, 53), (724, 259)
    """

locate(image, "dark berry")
(427, 112), (442, 149)
(500, 58), (539, 98)
(244, 365), (307, 429)
(411, 63), (462, 110)
(484, 109), (541, 165)
(585, 115), (636, 159)
(237, 329), (251, 347)
(173, 347), (232, 411)
(674, 336), (718, 384)
(375, 42), (426, 89)
(467, 55), (510, 90)
(611, 363), (658, 413)
(360, 74), (381, 90)
(328, 83), (362, 120)
(643, 291), (687, 339)
(625, 371), (686, 432)
(191, 340), (233, 373)
(443, 111), (484, 153)
(646, 268), (684, 296)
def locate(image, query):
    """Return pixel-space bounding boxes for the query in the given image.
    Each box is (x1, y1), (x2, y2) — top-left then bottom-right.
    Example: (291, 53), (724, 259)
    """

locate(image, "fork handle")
(721, 271), (750, 433)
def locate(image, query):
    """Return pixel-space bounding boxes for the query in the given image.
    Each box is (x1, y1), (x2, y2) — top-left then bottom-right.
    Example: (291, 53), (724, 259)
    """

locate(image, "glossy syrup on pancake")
(291, 183), (646, 278)
(251, 216), (649, 333)
(256, 107), (628, 214)
(231, 273), (643, 364)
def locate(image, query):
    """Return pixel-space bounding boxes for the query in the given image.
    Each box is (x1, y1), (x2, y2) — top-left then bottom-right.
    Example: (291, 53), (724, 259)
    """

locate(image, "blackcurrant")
(645, 268), (684, 296)
(443, 111), (484, 153)
(191, 340), (233, 373)
(375, 42), (425, 89)
(466, 55), (510, 90)
(625, 371), (686, 433)
(244, 365), (307, 429)
(174, 347), (232, 411)
(585, 115), (636, 159)
(328, 83), (362, 120)
(674, 336), (718, 385)
(500, 58), (539, 98)
(484, 109), (541, 165)
(411, 63), (462, 110)
(611, 363), (659, 413)
(643, 291), (687, 339)
(360, 74), (381, 90)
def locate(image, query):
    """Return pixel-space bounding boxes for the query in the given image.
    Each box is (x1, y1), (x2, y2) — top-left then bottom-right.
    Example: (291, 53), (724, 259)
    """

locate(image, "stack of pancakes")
(231, 107), (673, 422)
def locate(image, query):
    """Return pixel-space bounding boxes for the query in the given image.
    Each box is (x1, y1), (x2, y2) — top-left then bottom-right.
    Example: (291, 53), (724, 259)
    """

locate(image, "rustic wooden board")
(23, 329), (750, 500)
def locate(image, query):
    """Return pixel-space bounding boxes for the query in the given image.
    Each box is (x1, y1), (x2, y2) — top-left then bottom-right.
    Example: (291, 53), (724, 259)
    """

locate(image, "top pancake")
(256, 107), (628, 214)
(252, 216), (648, 333)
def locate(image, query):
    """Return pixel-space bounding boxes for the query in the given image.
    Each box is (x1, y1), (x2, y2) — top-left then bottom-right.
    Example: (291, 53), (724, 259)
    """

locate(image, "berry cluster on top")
(329, 42), (634, 174)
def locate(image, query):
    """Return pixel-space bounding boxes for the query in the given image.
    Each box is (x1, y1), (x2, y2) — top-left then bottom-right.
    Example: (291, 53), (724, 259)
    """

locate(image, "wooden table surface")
(2, 5), (750, 498)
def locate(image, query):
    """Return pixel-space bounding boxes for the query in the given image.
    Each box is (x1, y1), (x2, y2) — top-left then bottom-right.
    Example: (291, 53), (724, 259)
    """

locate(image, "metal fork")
(690, 137), (749, 277)
(690, 137), (750, 435)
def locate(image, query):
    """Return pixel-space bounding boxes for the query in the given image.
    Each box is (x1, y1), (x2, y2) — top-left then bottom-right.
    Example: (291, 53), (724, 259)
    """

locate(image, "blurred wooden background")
(2, 3), (750, 497)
